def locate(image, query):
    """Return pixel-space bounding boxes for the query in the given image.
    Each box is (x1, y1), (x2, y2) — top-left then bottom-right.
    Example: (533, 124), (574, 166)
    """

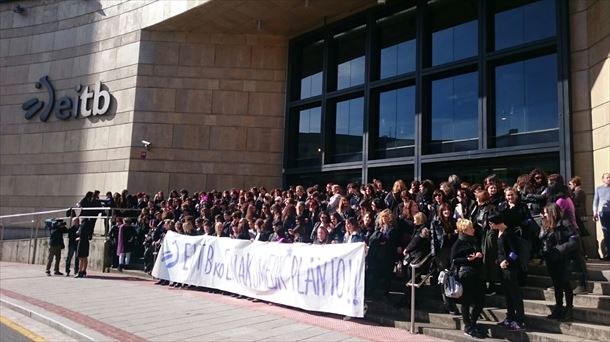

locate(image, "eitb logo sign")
(22, 76), (112, 122)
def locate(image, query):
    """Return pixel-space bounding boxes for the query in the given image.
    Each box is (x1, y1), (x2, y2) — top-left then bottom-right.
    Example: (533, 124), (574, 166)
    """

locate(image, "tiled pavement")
(1, 303), (77, 341)
(0, 262), (445, 341)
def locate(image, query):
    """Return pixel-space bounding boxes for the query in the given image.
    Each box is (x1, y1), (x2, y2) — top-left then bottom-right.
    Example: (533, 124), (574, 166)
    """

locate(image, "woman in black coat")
(365, 209), (397, 299)
(114, 218), (136, 272)
(451, 218), (485, 339)
(521, 169), (548, 226)
(431, 203), (459, 314)
(489, 211), (526, 331)
(470, 189), (499, 293)
(541, 203), (579, 321)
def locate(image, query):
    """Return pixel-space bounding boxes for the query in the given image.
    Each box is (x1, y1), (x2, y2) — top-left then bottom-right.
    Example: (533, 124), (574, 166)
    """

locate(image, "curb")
(0, 298), (101, 341)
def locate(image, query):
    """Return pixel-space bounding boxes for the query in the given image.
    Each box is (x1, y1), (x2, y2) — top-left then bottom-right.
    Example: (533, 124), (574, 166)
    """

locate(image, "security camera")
(141, 140), (151, 150)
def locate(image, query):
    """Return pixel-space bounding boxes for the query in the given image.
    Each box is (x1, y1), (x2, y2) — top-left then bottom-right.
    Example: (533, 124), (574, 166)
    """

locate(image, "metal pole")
(410, 264), (416, 334)
(32, 216), (40, 264)
(0, 223), (4, 261)
(27, 217), (35, 264)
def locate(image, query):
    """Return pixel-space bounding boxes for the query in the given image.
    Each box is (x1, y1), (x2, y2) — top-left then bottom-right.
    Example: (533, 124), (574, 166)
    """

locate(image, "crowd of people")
(49, 170), (610, 339)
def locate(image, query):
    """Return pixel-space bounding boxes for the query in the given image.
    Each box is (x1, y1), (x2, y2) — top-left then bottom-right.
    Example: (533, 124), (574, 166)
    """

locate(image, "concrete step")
(421, 326), (506, 342)
(521, 286), (610, 310)
(527, 262), (610, 282)
(366, 308), (601, 342)
(425, 313), (594, 342)
(485, 296), (610, 325)
(526, 275), (610, 295)
(364, 295), (442, 324)
(365, 294), (610, 341)
(482, 307), (610, 341)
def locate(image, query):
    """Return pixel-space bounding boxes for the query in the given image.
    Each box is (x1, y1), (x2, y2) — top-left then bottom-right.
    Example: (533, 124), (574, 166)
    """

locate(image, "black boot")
(547, 306), (564, 319)
(448, 303), (460, 315)
(561, 307), (573, 321)
(74, 272), (83, 278)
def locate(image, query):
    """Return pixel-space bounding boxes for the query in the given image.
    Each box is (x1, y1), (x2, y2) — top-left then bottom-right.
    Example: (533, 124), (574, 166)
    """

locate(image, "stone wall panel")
(1, 0), (290, 213)
(212, 90), (249, 115)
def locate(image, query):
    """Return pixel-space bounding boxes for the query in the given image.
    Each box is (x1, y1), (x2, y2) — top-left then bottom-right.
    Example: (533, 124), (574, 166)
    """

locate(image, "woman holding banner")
(365, 209), (397, 299)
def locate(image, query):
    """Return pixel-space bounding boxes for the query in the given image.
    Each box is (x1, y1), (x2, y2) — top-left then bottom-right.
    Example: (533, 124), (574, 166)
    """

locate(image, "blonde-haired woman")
(366, 209), (397, 299)
(327, 184), (343, 213)
(451, 218), (485, 338)
(385, 179), (407, 212)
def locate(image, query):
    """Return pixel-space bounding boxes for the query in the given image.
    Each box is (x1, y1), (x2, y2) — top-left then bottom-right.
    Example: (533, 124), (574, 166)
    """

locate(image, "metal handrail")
(0, 207), (142, 220)
(1, 207), (143, 250)
(407, 252), (433, 334)
(0, 209), (67, 219)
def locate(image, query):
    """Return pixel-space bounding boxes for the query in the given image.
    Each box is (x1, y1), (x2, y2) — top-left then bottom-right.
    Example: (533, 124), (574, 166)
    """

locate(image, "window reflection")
(335, 26), (366, 90)
(422, 153), (559, 185)
(285, 0), (563, 175)
(374, 86), (415, 159)
(331, 97), (363, 163)
(429, 72), (478, 153)
(378, 8), (416, 79)
(368, 165), (414, 189)
(430, 0), (478, 66)
(296, 107), (321, 167)
(286, 170), (362, 189)
(299, 41), (324, 99)
(495, 54), (558, 147)
(495, 0), (556, 50)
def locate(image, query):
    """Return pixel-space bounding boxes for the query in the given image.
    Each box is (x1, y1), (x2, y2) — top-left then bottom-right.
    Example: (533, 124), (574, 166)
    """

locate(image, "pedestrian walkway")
(1, 306), (77, 342)
(0, 262), (445, 342)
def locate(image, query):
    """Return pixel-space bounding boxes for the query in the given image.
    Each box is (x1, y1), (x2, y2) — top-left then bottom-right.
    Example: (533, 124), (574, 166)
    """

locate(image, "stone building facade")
(0, 0), (608, 255)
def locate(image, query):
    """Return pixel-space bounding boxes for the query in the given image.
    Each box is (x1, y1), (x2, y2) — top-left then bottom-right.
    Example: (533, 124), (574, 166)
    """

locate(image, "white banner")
(152, 231), (365, 317)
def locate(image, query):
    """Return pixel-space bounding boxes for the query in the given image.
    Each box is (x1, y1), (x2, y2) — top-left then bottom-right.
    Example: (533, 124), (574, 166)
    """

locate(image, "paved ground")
(1, 305), (77, 342)
(0, 262), (445, 342)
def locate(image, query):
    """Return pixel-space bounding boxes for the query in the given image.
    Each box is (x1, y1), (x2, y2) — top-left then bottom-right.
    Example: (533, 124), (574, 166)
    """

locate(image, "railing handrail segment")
(0, 207), (142, 220)
(407, 252), (434, 334)
(0, 209), (68, 219)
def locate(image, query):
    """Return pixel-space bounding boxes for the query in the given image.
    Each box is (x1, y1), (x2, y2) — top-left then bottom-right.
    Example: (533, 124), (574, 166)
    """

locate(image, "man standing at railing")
(45, 219), (67, 276)
(65, 217), (80, 277)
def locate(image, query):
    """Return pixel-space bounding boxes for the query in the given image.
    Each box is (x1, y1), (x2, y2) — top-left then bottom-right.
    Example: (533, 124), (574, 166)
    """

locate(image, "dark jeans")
(46, 246), (61, 272)
(65, 245), (79, 273)
(601, 212), (610, 259)
(547, 259), (573, 308)
(501, 268), (524, 323)
(573, 241), (588, 286)
(460, 274), (484, 329)
(144, 245), (154, 272)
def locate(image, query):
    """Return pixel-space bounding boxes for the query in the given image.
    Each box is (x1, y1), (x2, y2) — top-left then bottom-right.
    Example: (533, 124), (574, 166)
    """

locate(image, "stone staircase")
(364, 260), (610, 342)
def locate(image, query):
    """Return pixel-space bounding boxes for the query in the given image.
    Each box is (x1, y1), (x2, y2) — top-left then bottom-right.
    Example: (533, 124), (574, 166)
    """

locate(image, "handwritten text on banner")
(152, 231), (366, 317)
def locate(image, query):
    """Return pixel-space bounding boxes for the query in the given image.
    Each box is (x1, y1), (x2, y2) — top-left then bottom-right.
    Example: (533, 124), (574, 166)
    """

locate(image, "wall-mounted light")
(141, 140), (151, 151)
(13, 5), (25, 14)
(256, 20), (262, 31)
